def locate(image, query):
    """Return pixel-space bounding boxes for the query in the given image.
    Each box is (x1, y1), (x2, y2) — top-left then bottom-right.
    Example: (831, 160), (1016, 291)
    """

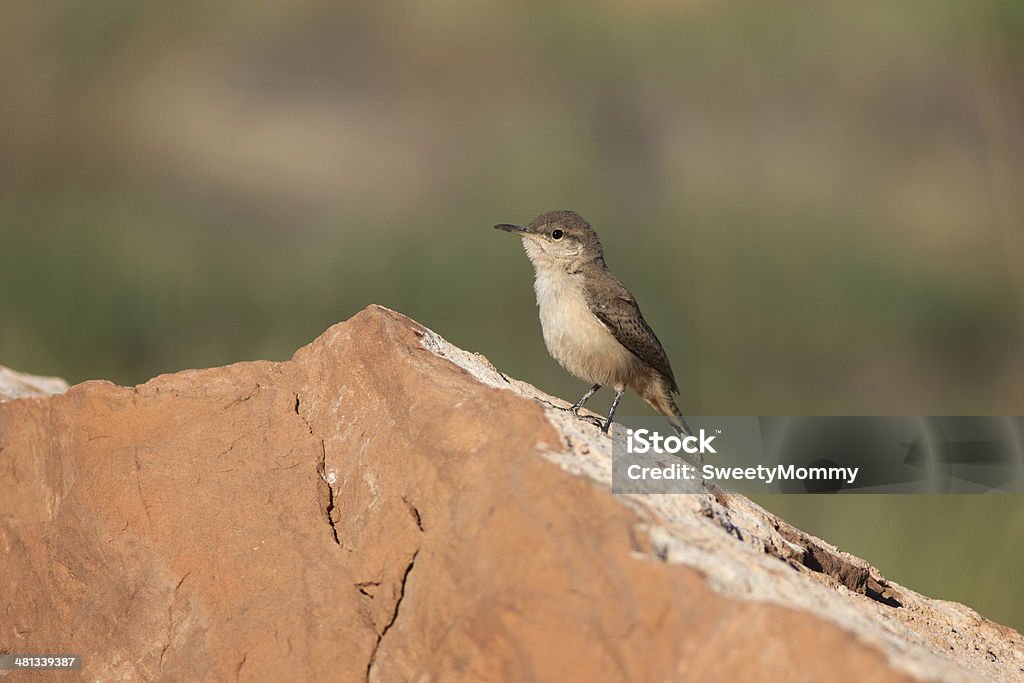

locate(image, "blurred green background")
(2, 1), (1022, 630)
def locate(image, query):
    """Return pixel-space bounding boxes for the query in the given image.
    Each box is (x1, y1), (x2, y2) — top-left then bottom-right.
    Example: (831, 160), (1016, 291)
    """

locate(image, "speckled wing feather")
(583, 275), (679, 392)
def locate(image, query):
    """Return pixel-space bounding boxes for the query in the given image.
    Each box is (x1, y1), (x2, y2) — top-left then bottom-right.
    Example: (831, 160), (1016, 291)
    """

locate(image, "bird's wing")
(583, 275), (679, 392)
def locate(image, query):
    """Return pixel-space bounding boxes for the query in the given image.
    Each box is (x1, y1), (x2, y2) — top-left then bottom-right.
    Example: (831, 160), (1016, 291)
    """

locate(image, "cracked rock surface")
(1, 305), (1021, 681)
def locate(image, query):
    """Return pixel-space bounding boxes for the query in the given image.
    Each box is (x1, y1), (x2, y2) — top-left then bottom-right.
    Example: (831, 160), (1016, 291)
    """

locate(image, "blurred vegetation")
(1, 1), (1022, 630)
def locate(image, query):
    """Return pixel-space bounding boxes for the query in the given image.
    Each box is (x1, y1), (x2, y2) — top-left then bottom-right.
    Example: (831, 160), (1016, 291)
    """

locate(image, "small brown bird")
(495, 210), (692, 435)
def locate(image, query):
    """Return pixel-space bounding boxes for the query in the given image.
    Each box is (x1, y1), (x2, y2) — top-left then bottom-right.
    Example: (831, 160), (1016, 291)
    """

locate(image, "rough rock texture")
(1, 305), (1021, 682)
(0, 365), (68, 401)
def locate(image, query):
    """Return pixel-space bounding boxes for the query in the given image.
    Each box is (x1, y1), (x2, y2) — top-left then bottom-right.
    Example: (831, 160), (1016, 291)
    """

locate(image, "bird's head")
(494, 210), (604, 269)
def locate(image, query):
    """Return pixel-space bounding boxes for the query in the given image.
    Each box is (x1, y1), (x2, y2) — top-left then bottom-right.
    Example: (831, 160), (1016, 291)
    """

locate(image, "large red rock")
(1, 306), (1021, 681)
(0, 365), (68, 401)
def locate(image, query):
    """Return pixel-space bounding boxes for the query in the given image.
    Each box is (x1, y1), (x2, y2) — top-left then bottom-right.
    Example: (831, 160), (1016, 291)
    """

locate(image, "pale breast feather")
(532, 268), (635, 383)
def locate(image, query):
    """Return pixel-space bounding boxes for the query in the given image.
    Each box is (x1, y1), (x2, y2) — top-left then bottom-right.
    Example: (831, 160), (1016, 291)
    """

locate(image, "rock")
(0, 364), (69, 401)
(0, 305), (1020, 682)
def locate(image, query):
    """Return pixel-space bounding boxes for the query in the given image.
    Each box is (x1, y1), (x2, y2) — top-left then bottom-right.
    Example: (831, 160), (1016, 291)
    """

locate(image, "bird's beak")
(494, 223), (526, 235)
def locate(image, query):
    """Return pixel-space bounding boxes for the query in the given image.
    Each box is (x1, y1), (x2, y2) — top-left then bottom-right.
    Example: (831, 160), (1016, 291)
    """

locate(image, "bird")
(495, 210), (692, 436)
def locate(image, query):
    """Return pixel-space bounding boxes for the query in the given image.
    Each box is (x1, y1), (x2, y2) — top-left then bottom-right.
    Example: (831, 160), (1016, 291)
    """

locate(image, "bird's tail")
(638, 379), (694, 438)
(670, 415), (693, 438)
(666, 401), (694, 438)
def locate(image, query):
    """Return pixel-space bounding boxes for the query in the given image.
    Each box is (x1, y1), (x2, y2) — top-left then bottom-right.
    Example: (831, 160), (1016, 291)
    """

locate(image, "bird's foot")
(535, 398), (603, 427)
(532, 397), (605, 429)
(535, 397), (573, 411)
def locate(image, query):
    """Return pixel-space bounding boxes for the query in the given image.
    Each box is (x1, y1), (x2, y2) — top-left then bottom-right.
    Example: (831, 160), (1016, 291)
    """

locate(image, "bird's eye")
(551, 229), (564, 240)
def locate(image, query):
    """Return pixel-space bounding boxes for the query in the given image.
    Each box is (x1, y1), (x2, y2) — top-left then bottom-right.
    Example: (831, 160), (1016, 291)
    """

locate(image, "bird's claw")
(577, 414), (604, 429)
(534, 397), (605, 429)
(535, 398), (573, 411)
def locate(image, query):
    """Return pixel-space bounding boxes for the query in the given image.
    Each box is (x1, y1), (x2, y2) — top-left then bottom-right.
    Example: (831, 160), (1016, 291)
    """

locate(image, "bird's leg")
(546, 384), (603, 426)
(602, 388), (626, 433)
(571, 384), (601, 415)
